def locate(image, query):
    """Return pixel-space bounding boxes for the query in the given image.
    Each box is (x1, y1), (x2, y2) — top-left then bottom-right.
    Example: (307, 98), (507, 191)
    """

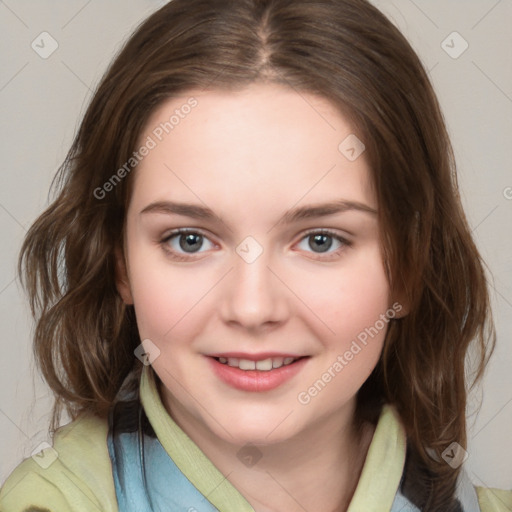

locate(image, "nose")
(219, 248), (290, 332)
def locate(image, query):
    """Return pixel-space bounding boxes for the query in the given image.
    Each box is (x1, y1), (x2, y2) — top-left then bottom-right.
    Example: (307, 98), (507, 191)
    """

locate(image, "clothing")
(1, 365), (510, 511)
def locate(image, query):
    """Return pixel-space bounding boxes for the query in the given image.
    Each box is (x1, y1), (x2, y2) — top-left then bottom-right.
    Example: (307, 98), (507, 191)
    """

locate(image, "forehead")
(129, 83), (375, 213)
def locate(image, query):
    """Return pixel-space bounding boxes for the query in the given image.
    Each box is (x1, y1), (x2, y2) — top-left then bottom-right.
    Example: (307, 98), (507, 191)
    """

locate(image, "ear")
(387, 283), (410, 319)
(389, 299), (409, 319)
(114, 245), (134, 305)
(388, 287), (411, 319)
(385, 269), (410, 319)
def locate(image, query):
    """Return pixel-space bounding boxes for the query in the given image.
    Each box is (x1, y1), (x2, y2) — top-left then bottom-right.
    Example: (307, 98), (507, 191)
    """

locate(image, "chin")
(205, 407), (301, 446)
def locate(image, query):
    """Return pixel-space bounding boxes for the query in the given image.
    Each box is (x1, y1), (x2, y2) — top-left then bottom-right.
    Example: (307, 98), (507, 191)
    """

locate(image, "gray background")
(1, 0), (511, 492)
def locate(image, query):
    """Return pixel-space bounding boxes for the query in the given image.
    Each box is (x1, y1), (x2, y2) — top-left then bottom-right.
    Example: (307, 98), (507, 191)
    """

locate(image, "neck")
(242, 414), (373, 512)
(163, 386), (375, 512)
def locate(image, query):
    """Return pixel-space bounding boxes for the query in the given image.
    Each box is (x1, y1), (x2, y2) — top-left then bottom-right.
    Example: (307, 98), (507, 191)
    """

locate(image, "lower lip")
(207, 356), (309, 392)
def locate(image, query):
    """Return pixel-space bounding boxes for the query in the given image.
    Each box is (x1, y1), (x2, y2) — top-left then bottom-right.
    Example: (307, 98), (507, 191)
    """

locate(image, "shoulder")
(476, 486), (512, 512)
(398, 433), (511, 512)
(0, 412), (118, 512)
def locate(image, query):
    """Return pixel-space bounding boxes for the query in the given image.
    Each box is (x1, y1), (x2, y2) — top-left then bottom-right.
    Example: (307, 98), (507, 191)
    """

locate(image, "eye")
(296, 230), (350, 256)
(161, 229), (216, 258)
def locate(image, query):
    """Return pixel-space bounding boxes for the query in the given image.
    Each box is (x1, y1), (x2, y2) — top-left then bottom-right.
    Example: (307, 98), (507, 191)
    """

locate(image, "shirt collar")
(140, 365), (406, 512)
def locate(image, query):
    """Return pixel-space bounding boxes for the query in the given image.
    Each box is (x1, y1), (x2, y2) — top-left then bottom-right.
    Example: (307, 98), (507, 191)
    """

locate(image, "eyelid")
(293, 228), (352, 258)
(160, 227), (214, 242)
(298, 228), (352, 245)
(160, 227), (218, 260)
(158, 227), (352, 262)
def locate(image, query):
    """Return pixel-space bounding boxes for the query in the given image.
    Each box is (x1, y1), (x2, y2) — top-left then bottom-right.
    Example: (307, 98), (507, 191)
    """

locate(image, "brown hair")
(18, 0), (495, 509)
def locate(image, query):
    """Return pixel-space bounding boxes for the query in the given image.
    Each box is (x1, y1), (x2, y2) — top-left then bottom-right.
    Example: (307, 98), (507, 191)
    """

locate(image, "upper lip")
(207, 352), (308, 361)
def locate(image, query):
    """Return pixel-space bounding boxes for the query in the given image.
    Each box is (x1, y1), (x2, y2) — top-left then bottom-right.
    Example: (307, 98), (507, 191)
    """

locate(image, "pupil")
(309, 234), (332, 253)
(179, 233), (203, 252)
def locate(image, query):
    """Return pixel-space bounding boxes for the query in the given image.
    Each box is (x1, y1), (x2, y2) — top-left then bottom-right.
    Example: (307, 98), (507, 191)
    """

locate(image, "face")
(116, 82), (400, 446)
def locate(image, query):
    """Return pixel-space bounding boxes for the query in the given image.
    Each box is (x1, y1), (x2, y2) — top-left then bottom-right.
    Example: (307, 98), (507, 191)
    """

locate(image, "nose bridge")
(220, 243), (287, 328)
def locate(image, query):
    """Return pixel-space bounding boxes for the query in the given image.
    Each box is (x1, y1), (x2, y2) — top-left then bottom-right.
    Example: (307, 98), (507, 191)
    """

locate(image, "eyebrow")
(139, 199), (377, 224)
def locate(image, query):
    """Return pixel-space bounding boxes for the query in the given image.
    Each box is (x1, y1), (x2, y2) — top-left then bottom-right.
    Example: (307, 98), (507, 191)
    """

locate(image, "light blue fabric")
(388, 467), (481, 512)
(456, 469), (483, 512)
(390, 491), (421, 511)
(107, 411), (220, 512)
(107, 396), (482, 512)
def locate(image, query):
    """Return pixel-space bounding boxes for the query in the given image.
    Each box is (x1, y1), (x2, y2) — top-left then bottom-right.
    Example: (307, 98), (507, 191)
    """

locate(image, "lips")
(206, 354), (310, 392)
(208, 352), (306, 361)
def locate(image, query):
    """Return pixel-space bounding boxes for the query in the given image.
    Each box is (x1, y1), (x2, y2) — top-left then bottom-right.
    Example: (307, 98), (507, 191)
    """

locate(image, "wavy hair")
(18, 0), (495, 509)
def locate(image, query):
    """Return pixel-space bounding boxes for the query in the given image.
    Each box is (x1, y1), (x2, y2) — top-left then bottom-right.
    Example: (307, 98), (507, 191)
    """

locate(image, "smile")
(214, 356), (302, 371)
(207, 355), (310, 392)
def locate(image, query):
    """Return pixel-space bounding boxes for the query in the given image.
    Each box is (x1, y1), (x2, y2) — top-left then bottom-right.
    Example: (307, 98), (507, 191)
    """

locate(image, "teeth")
(239, 359), (256, 370)
(272, 357), (284, 368)
(256, 359), (273, 371)
(219, 356), (299, 371)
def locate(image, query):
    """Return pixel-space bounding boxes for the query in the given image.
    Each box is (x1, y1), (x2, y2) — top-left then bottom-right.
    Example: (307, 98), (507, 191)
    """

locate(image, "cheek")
(298, 246), (391, 345)
(128, 252), (213, 342)
(297, 252), (390, 408)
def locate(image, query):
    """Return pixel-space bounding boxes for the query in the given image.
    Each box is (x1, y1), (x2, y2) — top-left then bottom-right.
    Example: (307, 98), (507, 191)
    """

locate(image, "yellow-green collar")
(140, 365), (406, 512)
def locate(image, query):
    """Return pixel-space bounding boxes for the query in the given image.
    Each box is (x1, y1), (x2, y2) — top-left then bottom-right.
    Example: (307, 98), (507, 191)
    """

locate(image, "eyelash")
(159, 228), (352, 261)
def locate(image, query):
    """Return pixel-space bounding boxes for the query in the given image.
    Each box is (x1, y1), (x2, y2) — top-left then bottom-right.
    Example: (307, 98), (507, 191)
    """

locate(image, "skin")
(116, 82), (404, 512)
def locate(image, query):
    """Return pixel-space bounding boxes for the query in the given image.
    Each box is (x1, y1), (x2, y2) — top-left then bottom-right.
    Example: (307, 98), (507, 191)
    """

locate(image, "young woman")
(1, 0), (510, 510)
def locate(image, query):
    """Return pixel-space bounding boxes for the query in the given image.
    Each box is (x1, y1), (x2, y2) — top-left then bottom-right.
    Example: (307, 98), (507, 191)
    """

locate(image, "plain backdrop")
(1, 0), (511, 492)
